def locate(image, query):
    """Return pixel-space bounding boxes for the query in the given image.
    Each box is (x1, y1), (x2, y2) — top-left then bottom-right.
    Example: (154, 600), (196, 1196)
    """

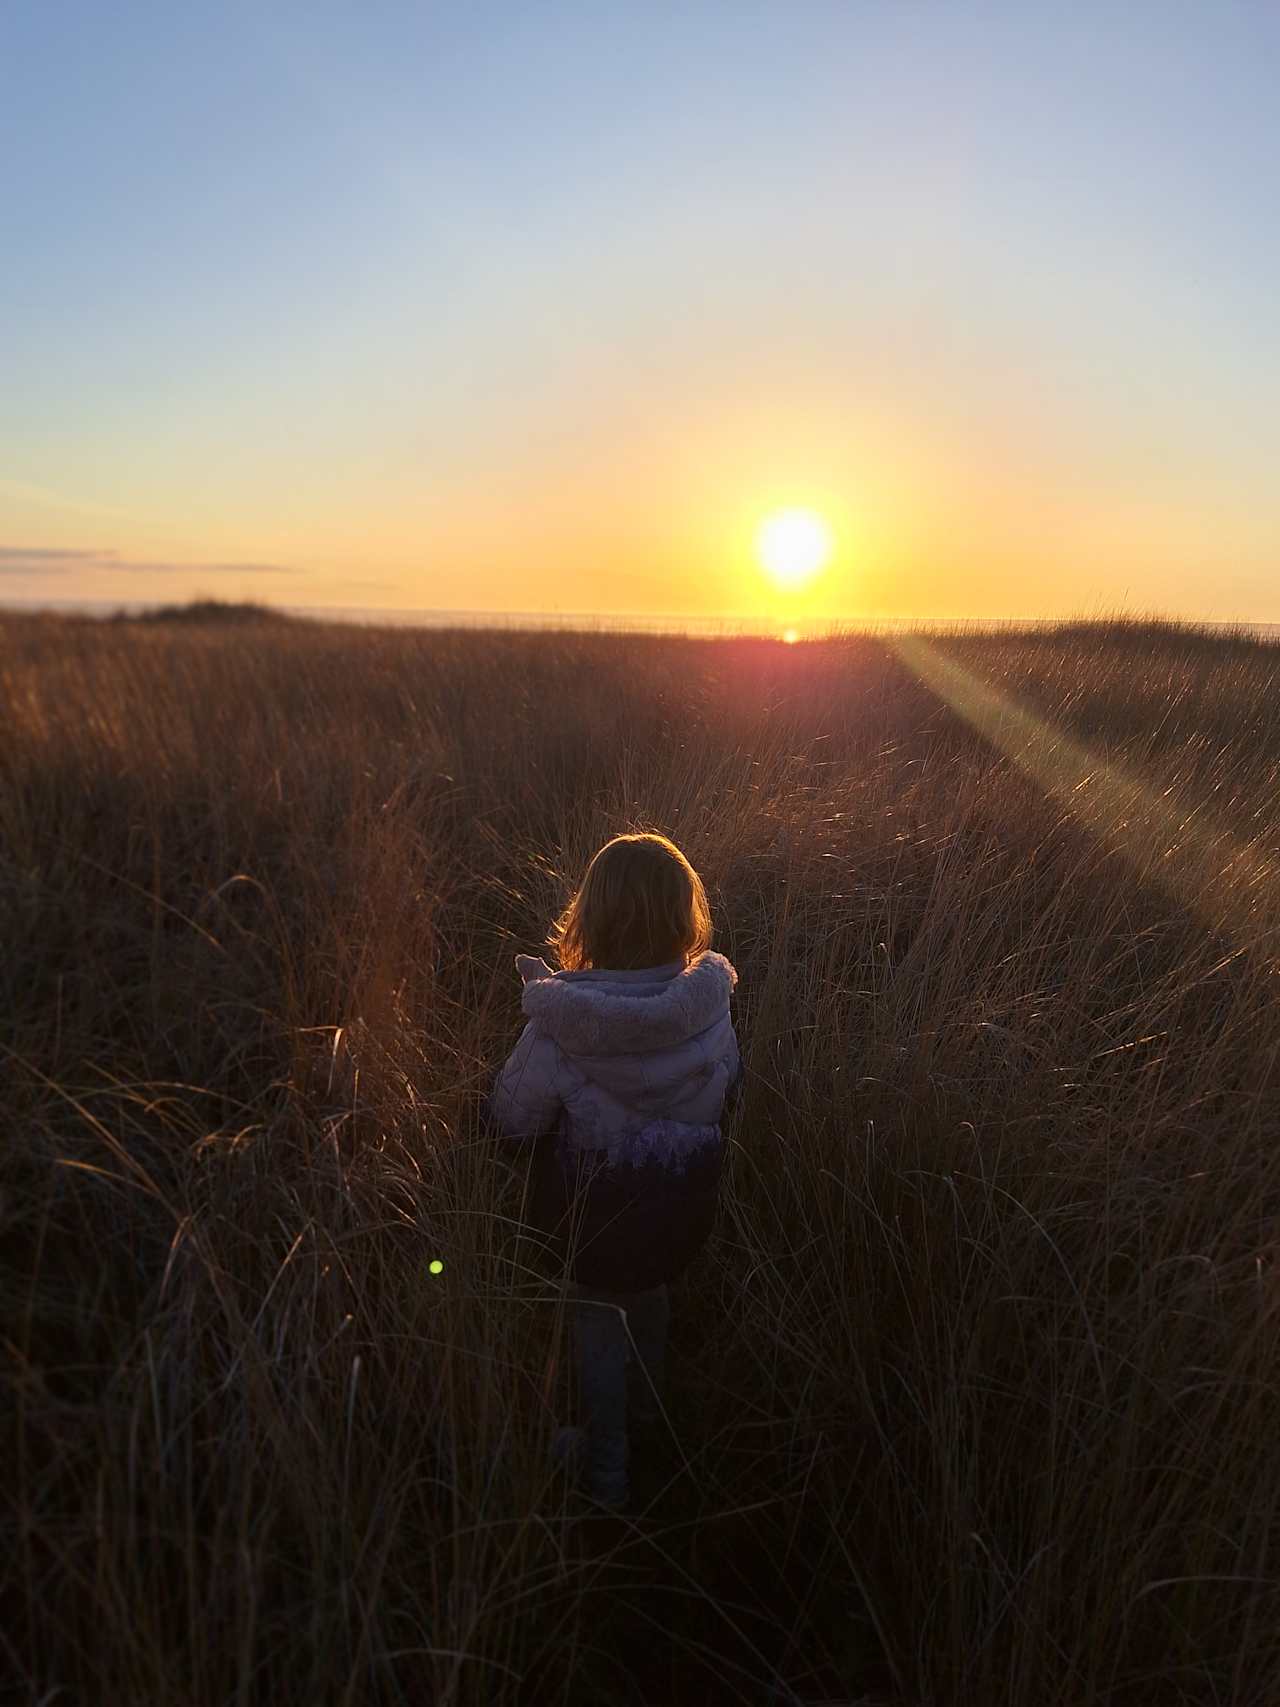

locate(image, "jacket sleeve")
(487, 1021), (565, 1140)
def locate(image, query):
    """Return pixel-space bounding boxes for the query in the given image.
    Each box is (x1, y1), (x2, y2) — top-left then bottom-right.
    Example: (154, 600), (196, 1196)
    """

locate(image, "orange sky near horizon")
(7, 370), (1274, 627)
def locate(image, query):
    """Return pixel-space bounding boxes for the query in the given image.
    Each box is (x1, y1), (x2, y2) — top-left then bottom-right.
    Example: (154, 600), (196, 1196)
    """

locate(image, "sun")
(755, 507), (833, 589)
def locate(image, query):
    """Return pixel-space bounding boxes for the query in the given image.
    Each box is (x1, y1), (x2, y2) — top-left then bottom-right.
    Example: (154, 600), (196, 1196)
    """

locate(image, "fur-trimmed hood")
(515, 951), (737, 1058)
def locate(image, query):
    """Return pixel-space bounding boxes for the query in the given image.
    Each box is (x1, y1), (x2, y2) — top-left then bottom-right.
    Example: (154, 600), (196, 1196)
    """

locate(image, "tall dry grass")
(3, 610), (1279, 1705)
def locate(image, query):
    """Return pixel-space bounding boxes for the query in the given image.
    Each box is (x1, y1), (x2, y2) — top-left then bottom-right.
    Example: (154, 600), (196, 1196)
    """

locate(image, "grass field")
(4, 609), (1279, 1706)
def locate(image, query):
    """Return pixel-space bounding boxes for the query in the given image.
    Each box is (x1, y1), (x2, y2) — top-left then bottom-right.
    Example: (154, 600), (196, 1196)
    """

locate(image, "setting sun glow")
(755, 508), (834, 590)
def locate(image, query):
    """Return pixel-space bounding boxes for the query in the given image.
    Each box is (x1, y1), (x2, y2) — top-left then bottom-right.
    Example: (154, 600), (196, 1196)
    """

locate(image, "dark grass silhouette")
(114, 597), (299, 624)
(4, 612), (1279, 1705)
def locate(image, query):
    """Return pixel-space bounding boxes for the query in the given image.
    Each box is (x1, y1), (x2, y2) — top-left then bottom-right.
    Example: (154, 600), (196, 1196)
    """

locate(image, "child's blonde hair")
(552, 832), (712, 972)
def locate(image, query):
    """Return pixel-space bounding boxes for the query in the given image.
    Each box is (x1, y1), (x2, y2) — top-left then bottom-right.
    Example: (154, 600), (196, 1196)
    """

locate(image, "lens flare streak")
(892, 634), (1280, 956)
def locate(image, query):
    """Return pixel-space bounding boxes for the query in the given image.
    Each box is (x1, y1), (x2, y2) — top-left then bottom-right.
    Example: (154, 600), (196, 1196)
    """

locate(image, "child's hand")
(515, 953), (553, 985)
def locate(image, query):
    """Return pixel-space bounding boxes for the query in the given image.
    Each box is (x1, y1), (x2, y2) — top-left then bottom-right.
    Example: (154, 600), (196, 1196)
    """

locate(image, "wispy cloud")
(0, 545), (109, 572)
(0, 545), (301, 576)
(128, 560), (303, 576)
(0, 545), (109, 562)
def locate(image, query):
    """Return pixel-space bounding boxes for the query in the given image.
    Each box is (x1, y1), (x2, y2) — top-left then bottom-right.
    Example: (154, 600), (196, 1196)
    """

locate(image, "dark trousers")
(568, 1281), (670, 1484)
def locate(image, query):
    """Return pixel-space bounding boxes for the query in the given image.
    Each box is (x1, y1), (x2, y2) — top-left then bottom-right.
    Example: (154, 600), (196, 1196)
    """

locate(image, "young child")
(489, 832), (741, 1511)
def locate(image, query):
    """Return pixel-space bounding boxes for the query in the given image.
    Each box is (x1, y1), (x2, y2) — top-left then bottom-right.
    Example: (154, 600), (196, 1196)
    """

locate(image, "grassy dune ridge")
(3, 611), (1279, 1705)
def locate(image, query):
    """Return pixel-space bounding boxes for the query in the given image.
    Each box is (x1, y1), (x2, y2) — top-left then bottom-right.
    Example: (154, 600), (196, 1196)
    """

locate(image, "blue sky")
(3, 0), (1278, 620)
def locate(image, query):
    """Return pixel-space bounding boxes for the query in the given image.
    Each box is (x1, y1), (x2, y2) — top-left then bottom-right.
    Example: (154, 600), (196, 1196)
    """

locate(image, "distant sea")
(3, 597), (1279, 642)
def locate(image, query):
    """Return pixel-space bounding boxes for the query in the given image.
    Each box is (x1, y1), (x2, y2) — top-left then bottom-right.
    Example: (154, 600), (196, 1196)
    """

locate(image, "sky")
(2, 0), (1278, 625)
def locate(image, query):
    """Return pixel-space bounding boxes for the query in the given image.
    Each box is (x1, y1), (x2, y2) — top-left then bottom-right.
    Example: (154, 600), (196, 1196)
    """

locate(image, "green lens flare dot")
(429, 1260), (444, 1275)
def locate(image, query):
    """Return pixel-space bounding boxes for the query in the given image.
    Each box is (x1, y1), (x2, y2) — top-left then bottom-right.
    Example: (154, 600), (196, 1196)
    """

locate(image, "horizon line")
(2, 594), (1278, 636)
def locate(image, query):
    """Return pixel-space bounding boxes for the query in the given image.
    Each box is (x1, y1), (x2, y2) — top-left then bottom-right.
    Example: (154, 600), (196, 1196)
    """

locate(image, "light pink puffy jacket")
(489, 951), (740, 1290)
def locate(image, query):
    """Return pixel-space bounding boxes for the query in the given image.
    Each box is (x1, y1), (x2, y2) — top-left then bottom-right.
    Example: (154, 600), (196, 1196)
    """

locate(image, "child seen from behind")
(489, 833), (741, 1511)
